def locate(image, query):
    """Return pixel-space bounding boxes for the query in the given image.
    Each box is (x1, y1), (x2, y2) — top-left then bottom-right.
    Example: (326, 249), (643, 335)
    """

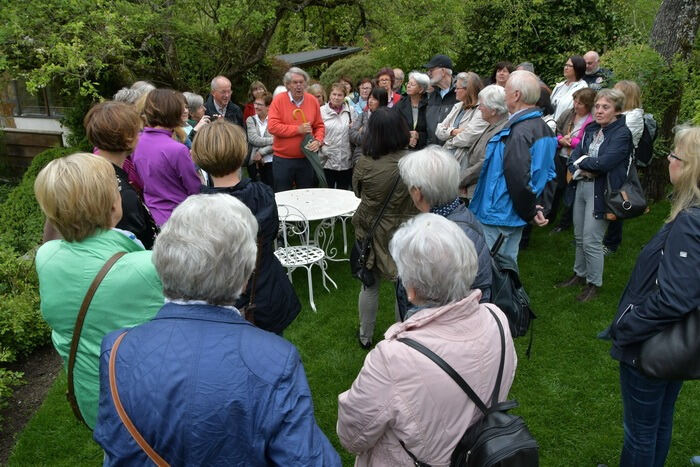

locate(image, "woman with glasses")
(435, 72), (489, 167)
(609, 126), (700, 467)
(550, 55), (589, 121)
(375, 67), (401, 108)
(351, 78), (373, 116)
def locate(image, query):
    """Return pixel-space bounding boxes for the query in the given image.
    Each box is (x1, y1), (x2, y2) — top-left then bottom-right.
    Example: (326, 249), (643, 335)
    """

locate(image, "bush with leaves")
(319, 53), (382, 89)
(0, 147), (74, 254)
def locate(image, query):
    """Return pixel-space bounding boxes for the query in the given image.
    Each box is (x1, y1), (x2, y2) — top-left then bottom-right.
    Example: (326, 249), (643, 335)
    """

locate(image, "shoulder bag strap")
(66, 251), (126, 426)
(109, 332), (170, 467)
(366, 174), (401, 241)
(484, 306), (507, 407)
(242, 234), (263, 323)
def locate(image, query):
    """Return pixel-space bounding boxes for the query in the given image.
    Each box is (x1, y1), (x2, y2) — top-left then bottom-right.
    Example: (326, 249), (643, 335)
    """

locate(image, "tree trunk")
(644, 0), (699, 201)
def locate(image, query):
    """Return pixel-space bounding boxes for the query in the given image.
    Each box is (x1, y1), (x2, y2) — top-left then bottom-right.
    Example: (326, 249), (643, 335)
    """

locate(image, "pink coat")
(337, 291), (517, 466)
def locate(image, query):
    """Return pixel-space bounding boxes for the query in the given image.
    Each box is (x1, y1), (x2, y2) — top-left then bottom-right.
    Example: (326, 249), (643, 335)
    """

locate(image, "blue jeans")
(619, 362), (683, 467)
(481, 224), (524, 266)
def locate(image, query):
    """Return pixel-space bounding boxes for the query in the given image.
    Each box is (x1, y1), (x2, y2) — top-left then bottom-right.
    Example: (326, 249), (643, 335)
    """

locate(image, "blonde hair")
(34, 153), (119, 242)
(190, 120), (247, 177)
(668, 126), (700, 222)
(614, 80), (642, 111)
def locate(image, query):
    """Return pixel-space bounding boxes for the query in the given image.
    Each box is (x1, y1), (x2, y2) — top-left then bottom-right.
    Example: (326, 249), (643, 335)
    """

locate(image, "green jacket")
(36, 229), (163, 428)
(352, 150), (418, 280)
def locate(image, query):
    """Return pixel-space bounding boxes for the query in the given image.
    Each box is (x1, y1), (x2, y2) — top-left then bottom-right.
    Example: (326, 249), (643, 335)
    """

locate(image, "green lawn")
(9, 200), (700, 466)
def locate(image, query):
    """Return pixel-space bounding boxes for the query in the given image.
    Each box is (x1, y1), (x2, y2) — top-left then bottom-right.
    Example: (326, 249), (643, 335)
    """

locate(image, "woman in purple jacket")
(132, 89), (201, 226)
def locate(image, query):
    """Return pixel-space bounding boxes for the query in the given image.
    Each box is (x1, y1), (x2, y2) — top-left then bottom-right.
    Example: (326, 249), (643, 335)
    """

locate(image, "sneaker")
(555, 274), (586, 288)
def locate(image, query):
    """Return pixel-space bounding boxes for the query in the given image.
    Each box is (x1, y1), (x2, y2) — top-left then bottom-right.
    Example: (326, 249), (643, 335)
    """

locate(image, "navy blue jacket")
(394, 94), (428, 150)
(94, 303), (340, 466)
(610, 207), (700, 367)
(202, 179), (300, 334)
(568, 115), (633, 219)
(447, 203), (492, 301)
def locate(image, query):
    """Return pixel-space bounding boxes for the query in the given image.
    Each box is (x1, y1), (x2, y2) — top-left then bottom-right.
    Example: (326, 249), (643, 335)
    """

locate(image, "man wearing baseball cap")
(423, 54), (458, 145)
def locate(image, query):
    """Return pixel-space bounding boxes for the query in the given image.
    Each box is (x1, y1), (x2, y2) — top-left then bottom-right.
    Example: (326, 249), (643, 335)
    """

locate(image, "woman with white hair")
(459, 84), (509, 201)
(338, 213), (516, 466)
(398, 146), (492, 302)
(94, 194), (340, 466)
(394, 71), (430, 150)
(435, 71), (489, 165)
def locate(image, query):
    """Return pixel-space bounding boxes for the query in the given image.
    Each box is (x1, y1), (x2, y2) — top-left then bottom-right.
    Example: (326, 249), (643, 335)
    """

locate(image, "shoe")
(555, 274), (586, 288)
(550, 225), (569, 234)
(596, 326), (612, 341)
(356, 329), (371, 350)
(577, 284), (599, 302)
(603, 246), (617, 256)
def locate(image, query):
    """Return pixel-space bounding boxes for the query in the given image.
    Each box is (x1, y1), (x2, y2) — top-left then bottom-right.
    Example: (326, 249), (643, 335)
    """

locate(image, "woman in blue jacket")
(609, 125), (700, 467)
(556, 89), (632, 302)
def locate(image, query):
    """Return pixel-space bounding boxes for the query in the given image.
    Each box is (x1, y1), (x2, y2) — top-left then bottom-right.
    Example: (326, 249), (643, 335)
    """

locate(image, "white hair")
(398, 146), (459, 206)
(210, 75), (231, 91)
(153, 194), (258, 306)
(283, 67), (310, 85)
(390, 213), (477, 306)
(273, 85), (287, 97)
(113, 87), (141, 104)
(506, 70), (540, 105)
(182, 92), (204, 115)
(408, 71), (430, 93)
(130, 81), (155, 96)
(478, 84), (507, 115)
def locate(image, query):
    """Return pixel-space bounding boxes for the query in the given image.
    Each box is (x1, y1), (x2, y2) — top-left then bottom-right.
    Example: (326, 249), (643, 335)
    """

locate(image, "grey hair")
(283, 67), (310, 85)
(478, 84), (507, 115)
(182, 92), (204, 115)
(390, 213), (477, 306)
(153, 194), (258, 306)
(130, 81), (155, 96)
(210, 75), (230, 91)
(517, 62), (535, 73)
(506, 70), (540, 105)
(113, 87), (141, 104)
(408, 71), (430, 93)
(273, 85), (287, 97)
(596, 88), (626, 112)
(398, 146), (459, 207)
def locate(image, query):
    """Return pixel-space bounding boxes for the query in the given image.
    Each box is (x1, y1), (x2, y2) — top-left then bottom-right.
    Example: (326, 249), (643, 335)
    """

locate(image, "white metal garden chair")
(274, 204), (337, 312)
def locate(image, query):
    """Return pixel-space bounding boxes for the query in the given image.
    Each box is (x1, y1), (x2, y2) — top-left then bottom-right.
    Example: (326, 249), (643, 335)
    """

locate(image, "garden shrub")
(319, 53), (382, 89)
(0, 147), (74, 253)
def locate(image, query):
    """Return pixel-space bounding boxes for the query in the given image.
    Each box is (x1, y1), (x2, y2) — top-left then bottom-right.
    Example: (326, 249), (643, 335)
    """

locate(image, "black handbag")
(638, 306), (700, 380)
(350, 174), (401, 287)
(604, 158), (647, 221)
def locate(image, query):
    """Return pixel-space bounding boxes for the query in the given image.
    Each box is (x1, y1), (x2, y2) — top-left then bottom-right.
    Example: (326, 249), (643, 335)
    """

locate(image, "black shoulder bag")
(350, 174), (401, 287)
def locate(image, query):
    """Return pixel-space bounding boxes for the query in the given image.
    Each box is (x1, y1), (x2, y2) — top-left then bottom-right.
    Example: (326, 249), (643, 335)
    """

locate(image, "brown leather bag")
(66, 252), (126, 426)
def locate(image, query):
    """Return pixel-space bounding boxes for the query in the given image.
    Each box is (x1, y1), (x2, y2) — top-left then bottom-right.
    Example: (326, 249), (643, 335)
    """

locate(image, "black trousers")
(324, 168), (353, 190)
(272, 156), (316, 192)
(248, 162), (274, 189)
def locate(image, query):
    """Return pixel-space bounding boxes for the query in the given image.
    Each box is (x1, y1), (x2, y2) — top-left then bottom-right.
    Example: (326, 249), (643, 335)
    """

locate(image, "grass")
(8, 200), (700, 466)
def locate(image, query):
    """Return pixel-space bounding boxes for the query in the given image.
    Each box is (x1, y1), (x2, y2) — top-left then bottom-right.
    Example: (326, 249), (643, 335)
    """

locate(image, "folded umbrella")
(293, 108), (327, 188)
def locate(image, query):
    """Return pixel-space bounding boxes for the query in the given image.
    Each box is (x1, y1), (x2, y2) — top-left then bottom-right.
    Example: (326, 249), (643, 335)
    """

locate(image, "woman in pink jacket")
(337, 213), (517, 466)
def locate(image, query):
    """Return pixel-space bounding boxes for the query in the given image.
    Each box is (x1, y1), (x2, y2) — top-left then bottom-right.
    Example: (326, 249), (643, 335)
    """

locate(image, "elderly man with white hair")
(583, 50), (612, 91)
(469, 70), (557, 264)
(398, 146), (492, 304)
(204, 75), (243, 126)
(94, 194), (340, 466)
(337, 213), (516, 466)
(268, 66), (325, 191)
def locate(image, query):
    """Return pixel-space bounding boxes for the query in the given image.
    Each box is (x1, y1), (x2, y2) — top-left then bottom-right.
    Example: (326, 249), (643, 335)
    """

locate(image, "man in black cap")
(423, 54), (458, 145)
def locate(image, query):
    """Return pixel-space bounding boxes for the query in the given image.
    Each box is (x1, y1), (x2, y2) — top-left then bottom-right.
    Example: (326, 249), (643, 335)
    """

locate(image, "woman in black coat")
(393, 71), (429, 151)
(192, 120), (301, 334)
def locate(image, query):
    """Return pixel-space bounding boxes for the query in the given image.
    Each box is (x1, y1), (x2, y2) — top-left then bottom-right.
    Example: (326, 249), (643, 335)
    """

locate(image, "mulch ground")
(0, 345), (62, 465)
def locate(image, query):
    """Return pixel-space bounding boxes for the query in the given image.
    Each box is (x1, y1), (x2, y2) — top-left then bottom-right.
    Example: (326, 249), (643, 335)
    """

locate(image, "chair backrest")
(277, 204), (311, 247)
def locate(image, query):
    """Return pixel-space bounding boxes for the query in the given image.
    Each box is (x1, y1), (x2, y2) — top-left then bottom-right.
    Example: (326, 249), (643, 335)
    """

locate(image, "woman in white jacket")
(245, 93), (274, 187)
(337, 213), (516, 467)
(550, 55), (589, 121)
(435, 72), (489, 166)
(320, 83), (354, 189)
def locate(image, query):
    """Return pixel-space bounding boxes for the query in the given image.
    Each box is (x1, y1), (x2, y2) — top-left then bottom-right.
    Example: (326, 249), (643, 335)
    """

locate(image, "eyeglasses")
(378, 78), (391, 83)
(253, 102), (266, 107)
(455, 86), (466, 90)
(668, 152), (684, 162)
(564, 63), (573, 68)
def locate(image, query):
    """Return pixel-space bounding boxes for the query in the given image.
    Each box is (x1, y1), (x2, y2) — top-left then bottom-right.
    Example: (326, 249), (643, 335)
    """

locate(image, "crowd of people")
(32, 49), (699, 466)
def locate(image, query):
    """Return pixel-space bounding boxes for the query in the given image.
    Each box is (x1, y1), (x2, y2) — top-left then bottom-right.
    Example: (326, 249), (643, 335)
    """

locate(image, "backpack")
(398, 307), (539, 467)
(489, 235), (535, 355)
(634, 113), (658, 168)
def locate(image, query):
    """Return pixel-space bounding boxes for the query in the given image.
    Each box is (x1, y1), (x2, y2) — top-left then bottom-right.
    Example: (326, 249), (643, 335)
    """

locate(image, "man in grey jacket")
(423, 54), (458, 145)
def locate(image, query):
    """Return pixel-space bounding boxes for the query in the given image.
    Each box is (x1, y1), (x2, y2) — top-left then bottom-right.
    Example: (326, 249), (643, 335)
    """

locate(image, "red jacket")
(268, 92), (325, 159)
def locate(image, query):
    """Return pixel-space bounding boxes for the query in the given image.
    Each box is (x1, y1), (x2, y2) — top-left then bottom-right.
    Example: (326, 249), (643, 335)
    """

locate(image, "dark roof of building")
(275, 47), (362, 66)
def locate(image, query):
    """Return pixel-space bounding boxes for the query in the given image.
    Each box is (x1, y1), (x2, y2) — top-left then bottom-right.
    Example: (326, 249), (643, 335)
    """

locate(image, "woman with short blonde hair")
(34, 153), (163, 429)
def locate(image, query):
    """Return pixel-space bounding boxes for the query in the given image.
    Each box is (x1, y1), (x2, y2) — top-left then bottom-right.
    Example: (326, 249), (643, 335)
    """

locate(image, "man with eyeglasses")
(423, 54), (458, 145)
(583, 51), (612, 91)
(204, 76), (244, 127)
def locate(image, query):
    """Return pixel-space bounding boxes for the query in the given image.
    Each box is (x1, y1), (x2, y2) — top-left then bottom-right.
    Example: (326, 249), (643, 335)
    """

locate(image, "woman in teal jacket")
(34, 153), (164, 428)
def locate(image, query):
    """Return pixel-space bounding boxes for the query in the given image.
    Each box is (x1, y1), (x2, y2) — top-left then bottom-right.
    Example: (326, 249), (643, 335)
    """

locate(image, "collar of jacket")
(154, 302), (252, 326)
(384, 289), (483, 340)
(504, 107), (543, 130)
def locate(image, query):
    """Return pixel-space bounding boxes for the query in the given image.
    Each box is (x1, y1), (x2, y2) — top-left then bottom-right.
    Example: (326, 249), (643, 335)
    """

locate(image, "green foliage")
(678, 48), (700, 125)
(0, 352), (24, 429)
(0, 147), (74, 253)
(602, 44), (687, 124)
(319, 53), (381, 88)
